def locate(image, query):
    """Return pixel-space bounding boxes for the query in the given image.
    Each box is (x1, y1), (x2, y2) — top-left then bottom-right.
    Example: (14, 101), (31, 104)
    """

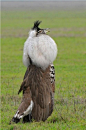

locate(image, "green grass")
(1, 4), (86, 130)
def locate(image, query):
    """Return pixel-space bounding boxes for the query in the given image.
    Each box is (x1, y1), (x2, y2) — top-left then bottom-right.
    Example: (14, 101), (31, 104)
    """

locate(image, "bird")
(11, 20), (57, 123)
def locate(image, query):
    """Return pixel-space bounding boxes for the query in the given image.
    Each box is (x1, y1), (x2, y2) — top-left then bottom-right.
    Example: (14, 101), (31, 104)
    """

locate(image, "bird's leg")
(23, 113), (32, 123)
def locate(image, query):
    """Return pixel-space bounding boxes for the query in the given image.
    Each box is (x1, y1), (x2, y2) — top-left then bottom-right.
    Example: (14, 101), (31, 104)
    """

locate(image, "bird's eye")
(38, 30), (42, 33)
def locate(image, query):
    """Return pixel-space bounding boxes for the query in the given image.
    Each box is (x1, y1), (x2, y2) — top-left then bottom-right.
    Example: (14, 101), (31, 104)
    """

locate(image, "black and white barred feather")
(50, 64), (55, 84)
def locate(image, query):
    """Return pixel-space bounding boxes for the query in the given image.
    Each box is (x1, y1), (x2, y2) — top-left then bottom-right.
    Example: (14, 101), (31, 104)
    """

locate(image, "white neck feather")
(23, 33), (57, 70)
(29, 30), (37, 38)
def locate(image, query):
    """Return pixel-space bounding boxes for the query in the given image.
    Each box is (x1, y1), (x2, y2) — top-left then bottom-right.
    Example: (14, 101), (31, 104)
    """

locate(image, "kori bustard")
(11, 21), (57, 123)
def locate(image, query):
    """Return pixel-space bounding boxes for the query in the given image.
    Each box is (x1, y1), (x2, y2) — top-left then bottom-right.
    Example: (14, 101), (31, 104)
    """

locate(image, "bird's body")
(11, 21), (57, 123)
(19, 64), (54, 121)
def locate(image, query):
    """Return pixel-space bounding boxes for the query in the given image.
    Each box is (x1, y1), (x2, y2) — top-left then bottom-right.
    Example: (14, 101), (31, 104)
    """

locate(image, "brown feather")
(23, 65), (54, 121)
(18, 87), (32, 115)
(16, 64), (55, 122)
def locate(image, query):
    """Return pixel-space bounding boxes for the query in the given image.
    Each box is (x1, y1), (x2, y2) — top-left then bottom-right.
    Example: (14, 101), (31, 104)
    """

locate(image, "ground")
(1, 1), (86, 130)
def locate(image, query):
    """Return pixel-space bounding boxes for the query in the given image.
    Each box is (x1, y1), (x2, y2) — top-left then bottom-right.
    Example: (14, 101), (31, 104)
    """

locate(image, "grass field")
(1, 1), (86, 130)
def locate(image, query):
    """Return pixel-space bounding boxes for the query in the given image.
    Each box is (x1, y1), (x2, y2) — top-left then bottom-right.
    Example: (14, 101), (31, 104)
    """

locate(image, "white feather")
(23, 30), (57, 70)
(23, 38), (30, 67)
(14, 100), (34, 119)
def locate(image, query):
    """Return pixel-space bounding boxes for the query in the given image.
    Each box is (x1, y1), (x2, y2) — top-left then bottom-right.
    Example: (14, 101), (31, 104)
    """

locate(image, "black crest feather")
(32, 20), (42, 30)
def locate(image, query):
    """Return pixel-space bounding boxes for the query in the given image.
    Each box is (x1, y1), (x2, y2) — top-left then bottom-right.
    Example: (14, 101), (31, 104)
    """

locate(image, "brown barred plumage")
(11, 64), (55, 123)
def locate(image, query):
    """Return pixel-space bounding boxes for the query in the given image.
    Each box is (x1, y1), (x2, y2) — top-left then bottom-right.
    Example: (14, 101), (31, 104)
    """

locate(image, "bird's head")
(29, 20), (49, 38)
(38, 28), (50, 34)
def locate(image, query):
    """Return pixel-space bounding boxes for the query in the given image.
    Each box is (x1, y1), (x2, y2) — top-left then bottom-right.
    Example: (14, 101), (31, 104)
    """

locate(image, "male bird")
(12, 21), (57, 123)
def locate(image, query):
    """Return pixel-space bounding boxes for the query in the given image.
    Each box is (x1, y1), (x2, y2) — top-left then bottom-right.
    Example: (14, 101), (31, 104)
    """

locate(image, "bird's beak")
(44, 28), (50, 33)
